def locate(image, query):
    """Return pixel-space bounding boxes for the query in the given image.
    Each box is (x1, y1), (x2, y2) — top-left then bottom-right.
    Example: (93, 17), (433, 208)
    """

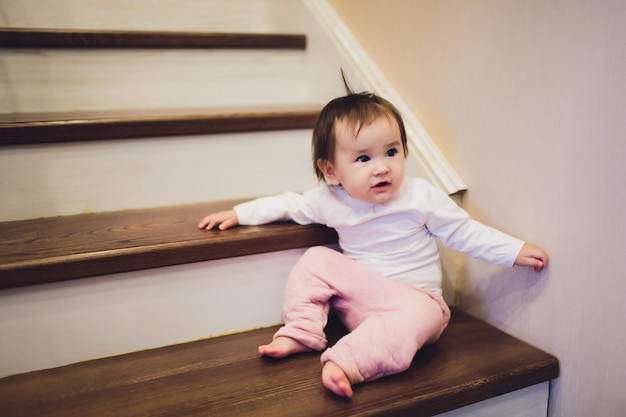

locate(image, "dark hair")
(312, 78), (408, 182)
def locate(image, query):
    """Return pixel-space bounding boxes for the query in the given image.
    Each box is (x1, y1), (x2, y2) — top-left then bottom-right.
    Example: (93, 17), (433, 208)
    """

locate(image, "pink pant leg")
(274, 246), (450, 384)
(274, 245), (376, 350)
(323, 287), (450, 383)
(271, 247), (336, 351)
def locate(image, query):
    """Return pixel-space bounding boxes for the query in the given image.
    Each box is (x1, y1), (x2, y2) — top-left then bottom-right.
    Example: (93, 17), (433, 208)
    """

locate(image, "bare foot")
(258, 336), (311, 358)
(322, 361), (353, 398)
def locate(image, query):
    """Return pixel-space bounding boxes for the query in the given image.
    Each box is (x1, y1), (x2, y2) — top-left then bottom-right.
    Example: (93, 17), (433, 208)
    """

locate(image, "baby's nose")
(373, 160), (390, 175)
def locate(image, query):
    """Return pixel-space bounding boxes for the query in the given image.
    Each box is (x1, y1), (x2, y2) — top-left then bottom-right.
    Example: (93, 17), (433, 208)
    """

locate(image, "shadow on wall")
(457, 259), (549, 328)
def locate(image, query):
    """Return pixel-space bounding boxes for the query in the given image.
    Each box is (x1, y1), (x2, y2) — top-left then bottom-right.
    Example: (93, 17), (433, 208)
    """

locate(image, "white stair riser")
(0, 0), (281, 32)
(436, 382), (549, 417)
(0, 248), (308, 378)
(0, 129), (320, 221)
(0, 49), (315, 113)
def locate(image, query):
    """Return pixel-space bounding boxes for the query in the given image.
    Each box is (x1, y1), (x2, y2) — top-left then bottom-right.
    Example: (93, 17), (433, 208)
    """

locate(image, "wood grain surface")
(0, 108), (320, 145)
(0, 28), (306, 49)
(0, 200), (338, 289)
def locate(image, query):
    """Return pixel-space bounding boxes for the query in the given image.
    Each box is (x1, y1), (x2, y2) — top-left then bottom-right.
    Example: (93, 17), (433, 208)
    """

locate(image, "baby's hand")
(515, 243), (549, 272)
(198, 209), (239, 230)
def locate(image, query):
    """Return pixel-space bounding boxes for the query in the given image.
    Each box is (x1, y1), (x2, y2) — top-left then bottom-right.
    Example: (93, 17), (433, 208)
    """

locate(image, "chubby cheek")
(395, 162), (406, 180)
(390, 156), (406, 176)
(346, 172), (373, 195)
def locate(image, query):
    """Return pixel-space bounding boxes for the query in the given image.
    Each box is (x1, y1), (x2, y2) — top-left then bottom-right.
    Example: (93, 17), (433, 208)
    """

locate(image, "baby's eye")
(356, 155), (370, 163)
(386, 148), (399, 157)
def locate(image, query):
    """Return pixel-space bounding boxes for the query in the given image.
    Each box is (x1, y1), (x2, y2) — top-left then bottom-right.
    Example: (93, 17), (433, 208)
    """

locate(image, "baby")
(199, 90), (548, 397)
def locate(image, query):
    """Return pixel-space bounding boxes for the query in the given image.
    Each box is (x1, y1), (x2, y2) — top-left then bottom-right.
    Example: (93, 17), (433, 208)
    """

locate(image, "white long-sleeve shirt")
(234, 177), (524, 295)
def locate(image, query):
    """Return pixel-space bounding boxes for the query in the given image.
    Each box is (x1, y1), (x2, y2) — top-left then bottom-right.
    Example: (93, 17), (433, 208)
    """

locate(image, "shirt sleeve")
(419, 180), (525, 267)
(233, 188), (325, 226)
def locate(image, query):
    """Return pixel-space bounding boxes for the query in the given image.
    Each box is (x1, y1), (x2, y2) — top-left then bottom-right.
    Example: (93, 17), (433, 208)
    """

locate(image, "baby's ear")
(317, 159), (340, 185)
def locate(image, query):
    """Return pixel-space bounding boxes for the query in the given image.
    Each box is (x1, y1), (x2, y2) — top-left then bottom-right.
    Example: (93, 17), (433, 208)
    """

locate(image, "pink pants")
(273, 246), (450, 385)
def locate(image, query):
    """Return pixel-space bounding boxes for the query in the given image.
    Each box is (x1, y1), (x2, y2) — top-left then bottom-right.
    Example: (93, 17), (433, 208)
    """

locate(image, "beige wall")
(329, 0), (626, 416)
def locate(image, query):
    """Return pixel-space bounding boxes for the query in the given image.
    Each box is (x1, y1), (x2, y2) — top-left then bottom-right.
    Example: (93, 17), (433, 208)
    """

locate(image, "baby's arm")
(515, 243), (549, 272)
(198, 189), (321, 231)
(198, 209), (239, 231)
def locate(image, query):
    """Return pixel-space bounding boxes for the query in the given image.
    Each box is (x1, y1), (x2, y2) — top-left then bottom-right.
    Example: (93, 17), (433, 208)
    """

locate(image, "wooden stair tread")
(0, 308), (559, 417)
(0, 107), (321, 145)
(0, 28), (306, 49)
(0, 200), (339, 289)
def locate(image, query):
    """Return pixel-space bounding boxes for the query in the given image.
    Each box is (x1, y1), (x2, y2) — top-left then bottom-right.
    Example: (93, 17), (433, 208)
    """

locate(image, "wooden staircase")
(0, 309), (558, 417)
(0, 1), (558, 415)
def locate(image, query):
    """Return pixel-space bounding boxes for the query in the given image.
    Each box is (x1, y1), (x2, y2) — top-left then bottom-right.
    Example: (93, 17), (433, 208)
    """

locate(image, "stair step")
(0, 200), (338, 290)
(0, 28), (306, 49)
(0, 308), (559, 417)
(0, 107), (320, 145)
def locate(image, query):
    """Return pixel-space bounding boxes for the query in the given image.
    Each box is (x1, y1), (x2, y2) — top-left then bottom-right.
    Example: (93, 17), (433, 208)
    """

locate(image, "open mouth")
(373, 181), (391, 190)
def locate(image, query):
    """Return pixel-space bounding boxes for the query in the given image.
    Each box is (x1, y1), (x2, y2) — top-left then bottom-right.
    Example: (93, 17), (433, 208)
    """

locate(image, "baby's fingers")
(198, 215), (217, 230)
(528, 257), (545, 273)
(217, 217), (238, 230)
(198, 210), (238, 230)
(515, 243), (549, 272)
